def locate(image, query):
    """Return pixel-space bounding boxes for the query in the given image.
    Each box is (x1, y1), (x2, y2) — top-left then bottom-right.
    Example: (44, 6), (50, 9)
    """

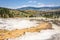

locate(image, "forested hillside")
(0, 7), (60, 18)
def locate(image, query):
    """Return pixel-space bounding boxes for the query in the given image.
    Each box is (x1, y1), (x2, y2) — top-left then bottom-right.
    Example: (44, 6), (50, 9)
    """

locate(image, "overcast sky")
(0, 0), (60, 9)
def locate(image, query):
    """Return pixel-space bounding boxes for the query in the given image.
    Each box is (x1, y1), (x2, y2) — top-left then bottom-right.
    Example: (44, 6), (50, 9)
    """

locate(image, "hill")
(17, 6), (60, 11)
(0, 7), (60, 18)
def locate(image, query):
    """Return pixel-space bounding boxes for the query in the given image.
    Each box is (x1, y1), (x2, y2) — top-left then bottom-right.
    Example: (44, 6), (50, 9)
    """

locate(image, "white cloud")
(33, 3), (59, 7)
(13, 2), (60, 9)
(28, 1), (32, 3)
(37, 4), (59, 7)
(16, 5), (30, 8)
(27, 0), (37, 3)
(17, 4), (59, 8)
(37, 3), (44, 5)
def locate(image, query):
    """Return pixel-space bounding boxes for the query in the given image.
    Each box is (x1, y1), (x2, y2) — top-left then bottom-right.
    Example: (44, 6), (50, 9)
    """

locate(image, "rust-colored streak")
(0, 22), (52, 40)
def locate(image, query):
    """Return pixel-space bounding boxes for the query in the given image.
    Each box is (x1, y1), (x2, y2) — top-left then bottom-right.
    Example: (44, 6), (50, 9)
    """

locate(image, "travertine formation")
(0, 22), (52, 40)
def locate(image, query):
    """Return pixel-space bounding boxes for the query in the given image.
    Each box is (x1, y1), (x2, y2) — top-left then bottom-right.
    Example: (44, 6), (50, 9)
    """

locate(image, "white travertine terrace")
(0, 18), (38, 30)
(0, 18), (60, 40)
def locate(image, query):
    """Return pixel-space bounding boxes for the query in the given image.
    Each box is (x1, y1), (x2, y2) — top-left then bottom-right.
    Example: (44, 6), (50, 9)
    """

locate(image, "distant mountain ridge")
(17, 6), (60, 11)
(0, 7), (60, 18)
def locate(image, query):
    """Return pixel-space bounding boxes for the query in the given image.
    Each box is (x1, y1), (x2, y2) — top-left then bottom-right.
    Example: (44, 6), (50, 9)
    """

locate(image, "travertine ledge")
(0, 22), (52, 40)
